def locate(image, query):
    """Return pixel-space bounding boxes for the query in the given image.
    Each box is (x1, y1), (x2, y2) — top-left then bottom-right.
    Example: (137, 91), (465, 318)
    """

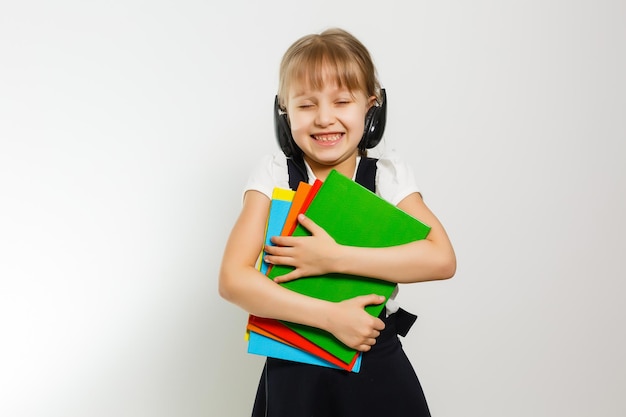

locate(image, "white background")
(1, 1), (625, 416)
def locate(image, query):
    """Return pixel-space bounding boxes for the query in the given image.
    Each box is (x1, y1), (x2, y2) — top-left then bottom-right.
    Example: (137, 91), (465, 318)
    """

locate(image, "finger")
(272, 270), (300, 283)
(361, 337), (377, 346)
(356, 344), (371, 352)
(263, 244), (278, 255)
(263, 253), (290, 265)
(355, 294), (386, 307)
(264, 244), (293, 257)
(373, 318), (385, 331)
(296, 213), (323, 235)
(269, 235), (297, 247)
(356, 339), (377, 352)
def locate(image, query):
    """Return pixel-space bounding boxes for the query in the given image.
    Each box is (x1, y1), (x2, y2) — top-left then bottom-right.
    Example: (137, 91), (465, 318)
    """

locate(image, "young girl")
(219, 28), (456, 417)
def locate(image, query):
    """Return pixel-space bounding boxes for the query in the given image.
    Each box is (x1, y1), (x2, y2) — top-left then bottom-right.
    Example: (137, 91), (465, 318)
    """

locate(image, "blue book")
(248, 331), (362, 372)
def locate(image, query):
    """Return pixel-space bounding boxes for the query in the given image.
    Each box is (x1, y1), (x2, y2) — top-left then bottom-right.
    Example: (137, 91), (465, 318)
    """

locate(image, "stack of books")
(246, 169), (431, 372)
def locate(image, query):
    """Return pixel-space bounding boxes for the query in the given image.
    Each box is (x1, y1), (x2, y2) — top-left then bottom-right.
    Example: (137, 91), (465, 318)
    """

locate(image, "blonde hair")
(277, 28), (381, 110)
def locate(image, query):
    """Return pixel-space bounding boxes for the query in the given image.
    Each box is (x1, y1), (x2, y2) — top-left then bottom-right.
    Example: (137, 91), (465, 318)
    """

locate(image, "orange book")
(281, 181), (312, 235)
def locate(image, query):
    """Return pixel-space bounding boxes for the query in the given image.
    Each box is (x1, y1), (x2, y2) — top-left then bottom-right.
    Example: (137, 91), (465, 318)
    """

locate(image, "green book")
(268, 169), (431, 363)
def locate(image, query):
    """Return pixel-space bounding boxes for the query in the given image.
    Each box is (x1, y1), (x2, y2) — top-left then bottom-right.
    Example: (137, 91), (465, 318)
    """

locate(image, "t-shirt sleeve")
(243, 153), (290, 200)
(376, 156), (421, 206)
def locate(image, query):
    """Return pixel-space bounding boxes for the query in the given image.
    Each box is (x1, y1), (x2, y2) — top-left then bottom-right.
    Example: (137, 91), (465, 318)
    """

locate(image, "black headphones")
(274, 89), (387, 158)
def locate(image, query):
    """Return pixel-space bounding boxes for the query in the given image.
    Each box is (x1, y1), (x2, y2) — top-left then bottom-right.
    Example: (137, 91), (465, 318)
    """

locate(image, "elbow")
(218, 268), (236, 302)
(436, 252), (457, 281)
(218, 280), (231, 302)
(441, 259), (456, 280)
(218, 281), (231, 302)
(441, 254), (456, 279)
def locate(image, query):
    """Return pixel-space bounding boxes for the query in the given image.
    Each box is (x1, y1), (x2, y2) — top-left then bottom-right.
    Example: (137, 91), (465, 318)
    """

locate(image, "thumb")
(297, 213), (321, 234)
(355, 294), (386, 307)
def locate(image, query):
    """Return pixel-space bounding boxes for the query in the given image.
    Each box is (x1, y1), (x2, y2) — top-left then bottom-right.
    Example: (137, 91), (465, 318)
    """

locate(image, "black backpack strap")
(286, 158), (308, 191)
(355, 157), (378, 193)
(288, 157), (379, 192)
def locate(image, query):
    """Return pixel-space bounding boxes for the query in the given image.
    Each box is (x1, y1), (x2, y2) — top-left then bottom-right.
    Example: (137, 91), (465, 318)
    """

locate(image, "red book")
(248, 315), (359, 371)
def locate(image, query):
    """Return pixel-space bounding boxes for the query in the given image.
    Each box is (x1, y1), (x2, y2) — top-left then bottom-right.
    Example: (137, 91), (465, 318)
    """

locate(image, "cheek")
(348, 114), (366, 134)
(288, 115), (309, 137)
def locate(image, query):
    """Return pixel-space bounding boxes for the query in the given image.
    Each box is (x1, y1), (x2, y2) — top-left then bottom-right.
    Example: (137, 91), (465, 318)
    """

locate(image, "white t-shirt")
(243, 152), (421, 315)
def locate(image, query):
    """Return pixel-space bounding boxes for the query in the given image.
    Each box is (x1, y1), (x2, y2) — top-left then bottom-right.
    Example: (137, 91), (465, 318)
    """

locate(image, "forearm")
(333, 238), (456, 283)
(219, 264), (335, 330)
(332, 191), (456, 283)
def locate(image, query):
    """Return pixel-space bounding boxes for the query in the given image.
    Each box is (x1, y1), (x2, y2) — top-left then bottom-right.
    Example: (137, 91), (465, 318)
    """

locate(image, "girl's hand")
(264, 214), (340, 283)
(327, 294), (386, 352)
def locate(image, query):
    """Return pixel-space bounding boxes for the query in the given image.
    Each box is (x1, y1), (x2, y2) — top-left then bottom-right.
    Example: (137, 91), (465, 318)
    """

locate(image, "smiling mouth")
(312, 133), (343, 142)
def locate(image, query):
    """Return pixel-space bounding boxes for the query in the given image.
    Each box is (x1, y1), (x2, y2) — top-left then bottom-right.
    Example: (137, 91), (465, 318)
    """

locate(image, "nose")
(314, 103), (334, 127)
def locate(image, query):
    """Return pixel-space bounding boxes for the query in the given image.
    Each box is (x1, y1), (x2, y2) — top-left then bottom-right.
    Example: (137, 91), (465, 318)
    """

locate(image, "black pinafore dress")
(251, 157), (431, 417)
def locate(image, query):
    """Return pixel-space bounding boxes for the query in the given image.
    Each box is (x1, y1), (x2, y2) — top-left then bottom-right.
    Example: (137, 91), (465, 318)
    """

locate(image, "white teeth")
(313, 133), (342, 142)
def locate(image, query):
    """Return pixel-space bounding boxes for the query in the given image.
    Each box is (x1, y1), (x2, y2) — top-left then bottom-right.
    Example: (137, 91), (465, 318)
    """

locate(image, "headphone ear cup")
(274, 95), (296, 157)
(359, 88), (387, 151)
